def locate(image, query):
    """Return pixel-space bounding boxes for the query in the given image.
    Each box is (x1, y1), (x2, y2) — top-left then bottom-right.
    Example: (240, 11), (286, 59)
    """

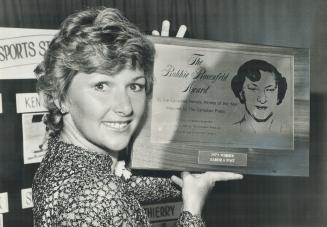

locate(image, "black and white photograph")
(0, 1), (326, 227)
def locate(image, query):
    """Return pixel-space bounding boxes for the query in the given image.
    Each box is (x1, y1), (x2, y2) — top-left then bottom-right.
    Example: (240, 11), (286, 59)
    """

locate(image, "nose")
(257, 92), (267, 104)
(112, 89), (133, 117)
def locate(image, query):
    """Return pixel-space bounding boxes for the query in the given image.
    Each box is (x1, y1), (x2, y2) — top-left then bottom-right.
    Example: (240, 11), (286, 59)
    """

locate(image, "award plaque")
(130, 36), (309, 176)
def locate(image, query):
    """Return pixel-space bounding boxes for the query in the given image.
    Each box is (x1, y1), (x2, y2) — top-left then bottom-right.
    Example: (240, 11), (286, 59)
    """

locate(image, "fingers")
(176, 25), (187, 38)
(172, 172), (242, 189)
(153, 20), (187, 38)
(152, 30), (160, 36)
(171, 175), (183, 187)
(205, 172), (243, 182)
(161, 20), (170, 36)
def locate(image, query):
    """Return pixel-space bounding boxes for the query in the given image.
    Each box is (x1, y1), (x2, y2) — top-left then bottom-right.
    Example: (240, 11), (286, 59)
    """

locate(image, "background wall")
(0, 0), (326, 226)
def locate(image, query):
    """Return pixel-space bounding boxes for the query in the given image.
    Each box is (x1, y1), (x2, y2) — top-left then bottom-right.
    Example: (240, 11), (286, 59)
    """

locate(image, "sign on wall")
(16, 93), (47, 113)
(0, 193), (9, 214)
(22, 113), (47, 164)
(21, 188), (33, 209)
(143, 202), (182, 222)
(0, 27), (57, 79)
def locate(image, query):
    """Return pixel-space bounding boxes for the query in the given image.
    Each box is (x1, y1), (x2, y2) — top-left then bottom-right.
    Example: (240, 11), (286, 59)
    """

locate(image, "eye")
(94, 82), (109, 92)
(129, 83), (145, 92)
(247, 85), (257, 91)
(266, 87), (276, 92)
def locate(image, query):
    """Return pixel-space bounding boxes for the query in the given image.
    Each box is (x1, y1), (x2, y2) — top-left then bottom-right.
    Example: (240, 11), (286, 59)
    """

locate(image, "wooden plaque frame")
(130, 36), (310, 176)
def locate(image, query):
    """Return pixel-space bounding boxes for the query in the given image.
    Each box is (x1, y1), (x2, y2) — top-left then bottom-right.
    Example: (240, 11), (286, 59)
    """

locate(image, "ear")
(239, 90), (246, 104)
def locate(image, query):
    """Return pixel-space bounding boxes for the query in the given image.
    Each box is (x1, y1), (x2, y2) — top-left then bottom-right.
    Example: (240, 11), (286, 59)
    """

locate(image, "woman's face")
(243, 71), (278, 122)
(62, 67), (146, 153)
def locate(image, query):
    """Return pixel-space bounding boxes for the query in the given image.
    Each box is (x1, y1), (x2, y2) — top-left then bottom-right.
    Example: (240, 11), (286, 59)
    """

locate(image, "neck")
(60, 116), (119, 168)
(245, 113), (274, 132)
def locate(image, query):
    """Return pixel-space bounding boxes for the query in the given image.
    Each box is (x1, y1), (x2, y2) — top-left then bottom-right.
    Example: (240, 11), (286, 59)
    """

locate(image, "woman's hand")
(171, 171), (243, 215)
(152, 20), (187, 38)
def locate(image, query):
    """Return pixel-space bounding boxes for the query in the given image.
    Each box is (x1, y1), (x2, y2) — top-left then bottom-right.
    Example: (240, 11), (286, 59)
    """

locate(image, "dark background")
(0, 0), (326, 226)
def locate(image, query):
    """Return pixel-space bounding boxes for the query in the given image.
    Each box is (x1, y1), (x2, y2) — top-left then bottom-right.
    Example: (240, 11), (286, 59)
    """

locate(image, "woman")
(231, 59), (288, 133)
(32, 7), (242, 226)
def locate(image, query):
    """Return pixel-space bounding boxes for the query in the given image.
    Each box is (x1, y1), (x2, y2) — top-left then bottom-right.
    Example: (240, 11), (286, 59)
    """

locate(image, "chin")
(105, 139), (130, 152)
(100, 129), (135, 152)
(252, 113), (272, 122)
(106, 144), (128, 152)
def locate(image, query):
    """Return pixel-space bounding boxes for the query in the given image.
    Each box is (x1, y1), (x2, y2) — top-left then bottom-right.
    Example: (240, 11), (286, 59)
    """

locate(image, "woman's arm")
(55, 176), (152, 226)
(127, 173), (181, 203)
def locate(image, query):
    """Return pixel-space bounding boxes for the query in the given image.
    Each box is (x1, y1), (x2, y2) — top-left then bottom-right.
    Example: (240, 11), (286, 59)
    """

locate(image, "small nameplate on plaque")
(198, 151), (247, 167)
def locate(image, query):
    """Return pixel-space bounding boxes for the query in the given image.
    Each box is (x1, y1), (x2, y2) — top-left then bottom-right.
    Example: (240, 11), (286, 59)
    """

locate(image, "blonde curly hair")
(35, 7), (155, 135)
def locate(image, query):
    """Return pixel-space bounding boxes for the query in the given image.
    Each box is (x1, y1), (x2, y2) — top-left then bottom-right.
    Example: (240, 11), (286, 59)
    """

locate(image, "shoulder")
(34, 157), (122, 210)
(33, 168), (130, 226)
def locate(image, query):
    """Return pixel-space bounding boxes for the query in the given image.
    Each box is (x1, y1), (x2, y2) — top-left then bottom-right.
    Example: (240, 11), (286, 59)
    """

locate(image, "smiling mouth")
(103, 121), (131, 130)
(255, 105), (267, 110)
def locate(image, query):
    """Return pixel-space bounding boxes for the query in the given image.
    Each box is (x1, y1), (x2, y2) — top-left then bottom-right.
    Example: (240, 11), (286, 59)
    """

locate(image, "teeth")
(104, 122), (129, 129)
